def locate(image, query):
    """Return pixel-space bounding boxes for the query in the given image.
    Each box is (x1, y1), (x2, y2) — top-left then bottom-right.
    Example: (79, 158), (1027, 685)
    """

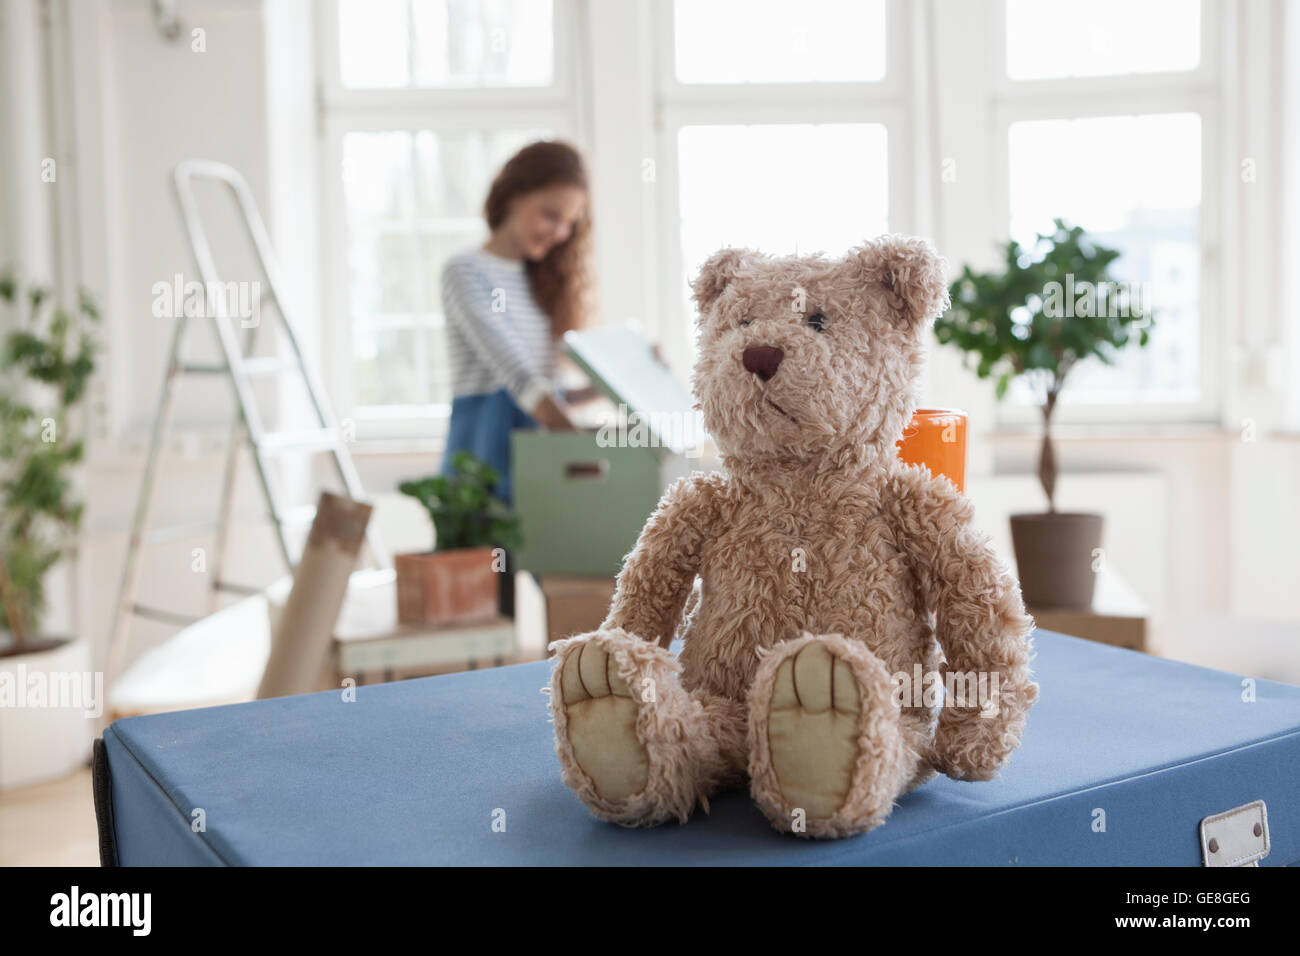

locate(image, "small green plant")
(398, 451), (523, 552)
(934, 220), (1153, 511)
(0, 270), (100, 650)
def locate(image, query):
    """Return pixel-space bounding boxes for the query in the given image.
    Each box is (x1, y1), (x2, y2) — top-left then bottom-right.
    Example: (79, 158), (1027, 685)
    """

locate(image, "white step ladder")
(106, 160), (388, 685)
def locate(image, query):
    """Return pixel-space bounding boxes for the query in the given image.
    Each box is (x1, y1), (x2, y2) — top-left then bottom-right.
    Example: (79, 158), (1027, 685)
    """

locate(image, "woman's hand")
(532, 393), (579, 431)
(562, 385), (601, 406)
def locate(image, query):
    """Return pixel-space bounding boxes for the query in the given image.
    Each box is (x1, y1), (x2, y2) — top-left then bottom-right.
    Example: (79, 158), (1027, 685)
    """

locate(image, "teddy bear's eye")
(806, 312), (827, 332)
(739, 318), (752, 327)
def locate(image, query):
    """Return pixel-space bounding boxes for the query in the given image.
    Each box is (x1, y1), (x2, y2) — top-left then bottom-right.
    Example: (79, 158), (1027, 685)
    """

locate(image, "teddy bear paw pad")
(765, 641), (863, 820)
(559, 640), (649, 802)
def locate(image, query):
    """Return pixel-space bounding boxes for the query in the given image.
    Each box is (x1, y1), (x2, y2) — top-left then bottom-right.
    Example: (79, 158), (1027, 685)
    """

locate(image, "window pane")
(1006, 0), (1200, 80)
(677, 123), (889, 349)
(674, 0), (885, 83)
(340, 128), (547, 406)
(352, 324), (451, 407)
(353, 325), (423, 406)
(339, 0), (554, 89)
(1008, 113), (1202, 405)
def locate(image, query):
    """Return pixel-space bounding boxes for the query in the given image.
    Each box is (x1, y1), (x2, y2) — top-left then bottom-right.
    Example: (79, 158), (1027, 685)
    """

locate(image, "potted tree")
(0, 272), (100, 788)
(395, 451), (522, 626)
(934, 220), (1152, 609)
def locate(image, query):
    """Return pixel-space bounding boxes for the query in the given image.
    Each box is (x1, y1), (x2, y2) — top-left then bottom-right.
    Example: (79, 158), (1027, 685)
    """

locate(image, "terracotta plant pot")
(394, 546), (500, 626)
(1009, 512), (1104, 611)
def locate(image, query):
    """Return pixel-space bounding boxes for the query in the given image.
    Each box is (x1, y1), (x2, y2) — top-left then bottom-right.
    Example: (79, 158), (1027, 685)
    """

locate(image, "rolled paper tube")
(257, 492), (372, 699)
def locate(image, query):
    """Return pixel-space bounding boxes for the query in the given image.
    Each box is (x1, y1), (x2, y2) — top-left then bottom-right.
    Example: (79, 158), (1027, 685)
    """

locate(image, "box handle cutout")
(564, 460), (609, 480)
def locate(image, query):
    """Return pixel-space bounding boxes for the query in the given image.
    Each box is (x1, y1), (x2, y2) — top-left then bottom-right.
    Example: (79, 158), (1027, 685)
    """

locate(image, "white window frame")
(311, 0), (1248, 435)
(988, 0), (1226, 426)
(314, 0), (584, 440)
(651, 0), (920, 379)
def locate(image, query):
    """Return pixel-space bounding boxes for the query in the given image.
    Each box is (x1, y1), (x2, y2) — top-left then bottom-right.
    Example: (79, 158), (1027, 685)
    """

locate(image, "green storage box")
(511, 327), (703, 577)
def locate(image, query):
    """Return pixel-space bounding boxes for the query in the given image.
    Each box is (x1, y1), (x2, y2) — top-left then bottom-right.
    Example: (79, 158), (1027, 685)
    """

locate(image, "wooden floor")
(0, 766), (99, 866)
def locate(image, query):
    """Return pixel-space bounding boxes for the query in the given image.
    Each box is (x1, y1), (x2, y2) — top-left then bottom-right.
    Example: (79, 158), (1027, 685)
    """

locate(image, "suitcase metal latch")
(1200, 800), (1270, 867)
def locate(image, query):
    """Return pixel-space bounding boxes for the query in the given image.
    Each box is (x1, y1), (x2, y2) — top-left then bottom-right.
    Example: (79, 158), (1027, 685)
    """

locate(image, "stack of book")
(267, 569), (525, 685)
(334, 615), (518, 684)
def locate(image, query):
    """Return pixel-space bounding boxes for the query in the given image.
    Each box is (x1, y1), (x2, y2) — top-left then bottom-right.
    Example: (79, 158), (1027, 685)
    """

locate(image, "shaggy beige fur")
(550, 235), (1038, 839)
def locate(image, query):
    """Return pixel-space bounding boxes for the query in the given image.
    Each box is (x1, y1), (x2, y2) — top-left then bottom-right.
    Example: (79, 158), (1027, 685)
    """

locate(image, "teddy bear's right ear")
(691, 247), (749, 313)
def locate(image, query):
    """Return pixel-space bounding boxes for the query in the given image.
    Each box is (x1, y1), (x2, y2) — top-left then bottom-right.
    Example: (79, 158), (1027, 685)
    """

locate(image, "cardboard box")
(512, 327), (706, 577)
(1029, 568), (1149, 652)
(541, 576), (617, 647)
(515, 572), (617, 654)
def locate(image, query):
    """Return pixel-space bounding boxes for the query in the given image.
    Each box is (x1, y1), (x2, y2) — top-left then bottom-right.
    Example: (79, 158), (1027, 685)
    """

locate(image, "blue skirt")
(441, 389), (538, 504)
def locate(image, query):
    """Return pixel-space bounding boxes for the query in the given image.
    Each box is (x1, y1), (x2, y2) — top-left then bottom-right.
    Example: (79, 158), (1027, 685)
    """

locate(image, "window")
(659, 0), (907, 363)
(676, 123), (890, 287)
(673, 0), (886, 84)
(1004, 0), (1200, 80)
(319, 0), (576, 432)
(337, 0), (555, 89)
(315, 0), (1235, 432)
(996, 0), (1218, 418)
(1008, 113), (1202, 405)
(340, 127), (547, 408)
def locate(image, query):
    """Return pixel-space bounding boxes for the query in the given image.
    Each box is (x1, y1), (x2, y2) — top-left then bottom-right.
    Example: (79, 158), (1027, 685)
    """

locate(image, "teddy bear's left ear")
(846, 235), (950, 330)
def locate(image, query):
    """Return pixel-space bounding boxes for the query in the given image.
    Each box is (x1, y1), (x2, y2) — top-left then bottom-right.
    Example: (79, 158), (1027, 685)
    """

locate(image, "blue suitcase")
(93, 630), (1300, 865)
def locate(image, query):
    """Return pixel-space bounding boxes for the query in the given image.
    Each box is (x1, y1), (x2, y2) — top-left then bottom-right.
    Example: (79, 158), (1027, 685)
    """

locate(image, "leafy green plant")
(0, 270), (100, 650)
(398, 451), (523, 552)
(934, 220), (1153, 511)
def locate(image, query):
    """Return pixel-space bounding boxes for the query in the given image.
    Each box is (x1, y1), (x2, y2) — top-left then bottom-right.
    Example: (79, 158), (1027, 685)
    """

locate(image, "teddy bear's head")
(690, 236), (949, 472)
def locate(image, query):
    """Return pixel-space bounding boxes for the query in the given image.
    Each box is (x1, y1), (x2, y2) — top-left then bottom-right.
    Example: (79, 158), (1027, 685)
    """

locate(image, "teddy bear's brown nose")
(742, 346), (784, 382)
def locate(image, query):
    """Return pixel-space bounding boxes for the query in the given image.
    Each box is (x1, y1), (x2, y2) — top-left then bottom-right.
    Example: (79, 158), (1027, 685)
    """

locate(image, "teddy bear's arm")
(598, 474), (720, 649)
(892, 470), (1039, 782)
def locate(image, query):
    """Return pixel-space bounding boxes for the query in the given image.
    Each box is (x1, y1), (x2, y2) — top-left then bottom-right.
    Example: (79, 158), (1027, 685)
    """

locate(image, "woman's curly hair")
(484, 140), (594, 338)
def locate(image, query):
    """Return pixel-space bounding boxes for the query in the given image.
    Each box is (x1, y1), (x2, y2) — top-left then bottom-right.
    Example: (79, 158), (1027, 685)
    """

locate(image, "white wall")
(60, 0), (287, 669)
(89, 0), (272, 438)
(990, 431), (1230, 617)
(0, 0), (56, 281)
(1284, 0), (1300, 436)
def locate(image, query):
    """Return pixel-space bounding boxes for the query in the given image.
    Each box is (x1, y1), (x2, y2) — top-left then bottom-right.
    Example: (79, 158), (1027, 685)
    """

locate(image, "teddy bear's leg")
(551, 628), (746, 827)
(747, 634), (917, 839)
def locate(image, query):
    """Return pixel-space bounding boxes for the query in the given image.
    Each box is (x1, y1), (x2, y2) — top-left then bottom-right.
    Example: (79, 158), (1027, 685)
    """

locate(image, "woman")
(440, 140), (596, 504)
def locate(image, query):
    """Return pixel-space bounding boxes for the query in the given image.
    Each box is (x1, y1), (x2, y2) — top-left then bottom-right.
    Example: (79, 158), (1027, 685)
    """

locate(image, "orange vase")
(896, 408), (968, 493)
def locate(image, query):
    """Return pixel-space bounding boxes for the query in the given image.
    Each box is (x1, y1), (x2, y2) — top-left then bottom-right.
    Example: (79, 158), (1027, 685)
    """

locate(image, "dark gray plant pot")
(1010, 512), (1104, 611)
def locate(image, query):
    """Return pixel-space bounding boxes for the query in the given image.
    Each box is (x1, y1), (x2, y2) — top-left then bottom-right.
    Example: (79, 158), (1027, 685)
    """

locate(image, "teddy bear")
(548, 235), (1038, 839)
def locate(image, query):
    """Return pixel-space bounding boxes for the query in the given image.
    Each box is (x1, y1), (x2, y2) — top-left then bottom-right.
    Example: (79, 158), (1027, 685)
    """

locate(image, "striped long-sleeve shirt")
(440, 247), (556, 411)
